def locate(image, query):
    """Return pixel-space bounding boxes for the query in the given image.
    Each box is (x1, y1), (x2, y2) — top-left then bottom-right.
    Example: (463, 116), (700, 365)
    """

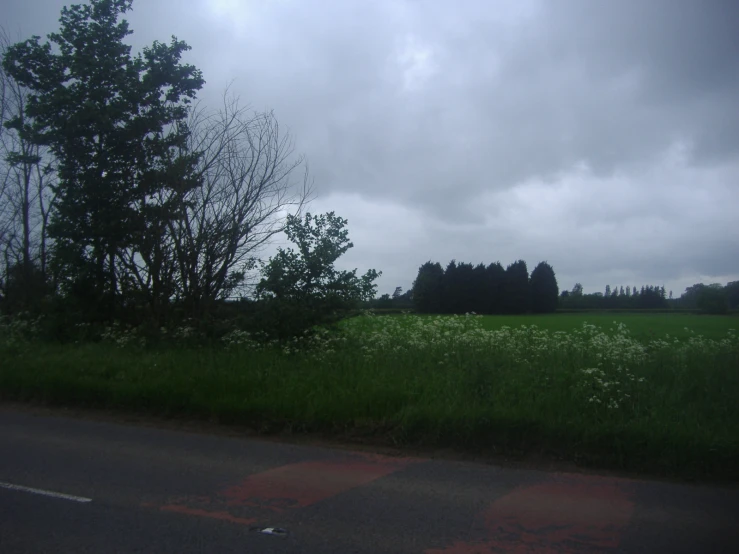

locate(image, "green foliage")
(3, 314), (739, 480)
(0, 311), (43, 352)
(504, 259), (529, 314)
(256, 212), (380, 337)
(484, 262), (506, 313)
(440, 260), (480, 314)
(678, 283), (708, 309)
(0, 262), (50, 314)
(529, 261), (559, 313)
(412, 261), (444, 313)
(412, 258), (552, 315)
(473, 312), (738, 341)
(441, 260), (458, 313)
(697, 285), (729, 314)
(2, 0), (204, 317)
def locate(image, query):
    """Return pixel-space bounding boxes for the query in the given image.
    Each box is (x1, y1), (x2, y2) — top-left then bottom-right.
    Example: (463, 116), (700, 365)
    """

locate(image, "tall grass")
(2, 313), (738, 480)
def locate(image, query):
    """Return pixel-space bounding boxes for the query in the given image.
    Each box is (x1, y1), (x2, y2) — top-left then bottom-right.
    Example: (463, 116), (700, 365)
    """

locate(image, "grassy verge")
(2, 314), (738, 481)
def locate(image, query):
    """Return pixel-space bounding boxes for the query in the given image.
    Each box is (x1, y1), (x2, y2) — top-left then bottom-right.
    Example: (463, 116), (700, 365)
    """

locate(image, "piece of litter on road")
(250, 526), (288, 537)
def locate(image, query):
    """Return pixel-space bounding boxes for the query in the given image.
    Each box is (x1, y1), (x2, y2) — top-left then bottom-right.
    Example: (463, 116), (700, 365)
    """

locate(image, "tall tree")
(504, 259), (529, 314)
(679, 283), (706, 309)
(605, 284), (611, 297)
(441, 260), (459, 314)
(471, 263), (487, 313)
(3, 0), (204, 319)
(696, 283), (728, 314)
(132, 92), (311, 318)
(411, 261), (444, 313)
(0, 27), (57, 313)
(456, 261), (476, 313)
(529, 261), (559, 313)
(484, 261), (506, 314)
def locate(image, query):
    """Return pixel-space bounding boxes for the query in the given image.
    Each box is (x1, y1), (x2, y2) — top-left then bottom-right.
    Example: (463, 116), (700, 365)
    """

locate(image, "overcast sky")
(4, 0), (739, 297)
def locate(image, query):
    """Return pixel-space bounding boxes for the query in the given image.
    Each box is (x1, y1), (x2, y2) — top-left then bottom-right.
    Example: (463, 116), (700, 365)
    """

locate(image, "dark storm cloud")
(3, 0), (738, 295)
(188, 0), (739, 225)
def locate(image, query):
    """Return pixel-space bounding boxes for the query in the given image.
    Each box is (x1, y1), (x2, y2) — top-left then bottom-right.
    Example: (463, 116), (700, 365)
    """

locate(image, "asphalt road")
(1, 408), (738, 553)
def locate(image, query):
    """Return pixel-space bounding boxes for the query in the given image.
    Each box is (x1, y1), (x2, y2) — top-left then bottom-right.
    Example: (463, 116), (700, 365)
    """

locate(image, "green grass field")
(477, 313), (736, 340)
(2, 312), (738, 481)
(368, 312), (737, 341)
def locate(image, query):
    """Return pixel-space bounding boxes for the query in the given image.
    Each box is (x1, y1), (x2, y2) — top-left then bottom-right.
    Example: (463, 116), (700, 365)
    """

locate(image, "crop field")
(2, 312), (739, 480)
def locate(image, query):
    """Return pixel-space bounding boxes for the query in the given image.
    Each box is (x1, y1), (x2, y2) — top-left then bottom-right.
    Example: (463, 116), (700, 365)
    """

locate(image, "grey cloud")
(2, 0), (738, 295)
(234, 0), (739, 222)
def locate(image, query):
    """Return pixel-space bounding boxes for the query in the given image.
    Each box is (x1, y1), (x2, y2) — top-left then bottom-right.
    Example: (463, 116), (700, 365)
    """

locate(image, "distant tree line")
(410, 260), (558, 314)
(369, 286), (413, 310)
(401, 266), (739, 316)
(559, 281), (739, 314)
(560, 284), (669, 310)
(671, 282), (739, 314)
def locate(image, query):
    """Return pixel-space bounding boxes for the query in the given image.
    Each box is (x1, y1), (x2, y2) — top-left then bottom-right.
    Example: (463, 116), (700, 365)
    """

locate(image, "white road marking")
(0, 481), (92, 503)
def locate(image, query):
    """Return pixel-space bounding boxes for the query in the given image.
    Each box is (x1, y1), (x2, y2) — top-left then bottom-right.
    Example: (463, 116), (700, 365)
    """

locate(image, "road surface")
(1, 408), (737, 553)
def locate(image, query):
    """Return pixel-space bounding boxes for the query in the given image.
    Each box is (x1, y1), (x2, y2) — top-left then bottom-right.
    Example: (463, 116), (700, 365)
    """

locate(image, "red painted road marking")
(157, 452), (418, 525)
(426, 473), (635, 553)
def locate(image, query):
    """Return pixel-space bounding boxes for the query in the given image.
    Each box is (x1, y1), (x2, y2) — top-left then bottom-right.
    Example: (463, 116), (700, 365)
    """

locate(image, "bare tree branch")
(168, 89), (313, 309)
(116, 87), (313, 318)
(0, 26), (58, 308)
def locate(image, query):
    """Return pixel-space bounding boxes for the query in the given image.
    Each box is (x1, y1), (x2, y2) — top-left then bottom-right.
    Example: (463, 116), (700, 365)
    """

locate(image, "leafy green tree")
(529, 261), (559, 313)
(504, 259), (529, 313)
(257, 212), (380, 335)
(3, 0), (204, 320)
(679, 283), (706, 309)
(571, 283), (584, 297)
(697, 284), (728, 314)
(412, 261), (444, 313)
